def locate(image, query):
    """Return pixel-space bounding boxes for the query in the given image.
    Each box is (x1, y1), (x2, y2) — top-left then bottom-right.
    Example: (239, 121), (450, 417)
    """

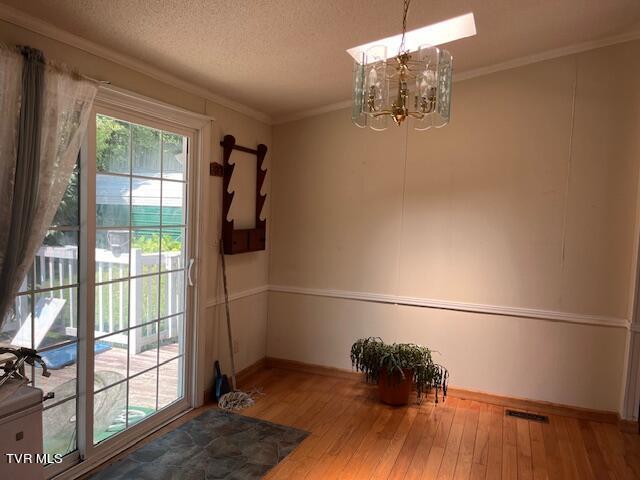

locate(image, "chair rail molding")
(206, 285), (269, 309)
(269, 284), (629, 329)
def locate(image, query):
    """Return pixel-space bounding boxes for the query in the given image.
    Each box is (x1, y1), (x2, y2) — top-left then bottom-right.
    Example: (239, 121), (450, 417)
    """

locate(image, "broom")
(217, 240), (257, 410)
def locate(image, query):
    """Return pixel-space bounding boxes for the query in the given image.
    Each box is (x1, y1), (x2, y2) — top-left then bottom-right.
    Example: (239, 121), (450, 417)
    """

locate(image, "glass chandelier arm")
(371, 110), (394, 117)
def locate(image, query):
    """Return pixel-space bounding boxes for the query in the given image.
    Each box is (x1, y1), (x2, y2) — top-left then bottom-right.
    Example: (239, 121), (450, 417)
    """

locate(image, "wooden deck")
(35, 343), (181, 409)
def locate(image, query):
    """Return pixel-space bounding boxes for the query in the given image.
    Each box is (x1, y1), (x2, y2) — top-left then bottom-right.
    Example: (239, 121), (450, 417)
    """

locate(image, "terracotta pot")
(378, 368), (413, 406)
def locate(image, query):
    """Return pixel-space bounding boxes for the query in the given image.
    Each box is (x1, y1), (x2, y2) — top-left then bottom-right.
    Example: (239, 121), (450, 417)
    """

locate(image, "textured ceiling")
(2, 0), (640, 119)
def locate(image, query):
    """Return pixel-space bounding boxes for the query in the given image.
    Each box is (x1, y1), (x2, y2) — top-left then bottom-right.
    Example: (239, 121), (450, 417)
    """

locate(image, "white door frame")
(47, 86), (213, 480)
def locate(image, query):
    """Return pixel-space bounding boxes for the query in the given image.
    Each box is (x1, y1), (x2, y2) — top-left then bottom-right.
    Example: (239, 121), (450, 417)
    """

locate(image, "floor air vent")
(505, 409), (549, 423)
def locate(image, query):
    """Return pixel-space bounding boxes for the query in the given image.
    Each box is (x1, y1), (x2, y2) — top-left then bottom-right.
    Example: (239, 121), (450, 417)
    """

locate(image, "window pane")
(95, 280), (129, 334)
(43, 399), (77, 458)
(0, 294), (31, 348)
(160, 271), (184, 318)
(128, 369), (157, 426)
(96, 229), (130, 281)
(129, 323), (158, 376)
(158, 357), (183, 409)
(36, 288), (77, 350)
(51, 162), (80, 227)
(131, 178), (161, 226)
(162, 180), (185, 226)
(131, 228), (160, 274)
(35, 231), (78, 290)
(132, 124), (161, 177)
(94, 333), (128, 391)
(97, 115), (130, 174)
(35, 342), (77, 403)
(90, 113), (190, 447)
(93, 383), (127, 444)
(97, 174), (131, 227)
(159, 314), (183, 361)
(161, 228), (185, 272)
(162, 132), (186, 181)
(130, 275), (159, 325)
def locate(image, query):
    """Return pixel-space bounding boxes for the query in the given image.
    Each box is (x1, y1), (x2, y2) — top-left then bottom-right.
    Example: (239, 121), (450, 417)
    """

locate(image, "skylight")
(346, 12), (477, 64)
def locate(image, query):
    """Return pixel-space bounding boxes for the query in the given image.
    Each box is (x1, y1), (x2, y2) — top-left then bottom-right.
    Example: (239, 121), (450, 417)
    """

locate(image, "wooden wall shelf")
(215, 135), (268, 255)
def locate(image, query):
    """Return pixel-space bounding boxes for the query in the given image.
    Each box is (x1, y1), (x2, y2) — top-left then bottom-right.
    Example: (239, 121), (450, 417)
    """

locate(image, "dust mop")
(217, 240), (258, 411)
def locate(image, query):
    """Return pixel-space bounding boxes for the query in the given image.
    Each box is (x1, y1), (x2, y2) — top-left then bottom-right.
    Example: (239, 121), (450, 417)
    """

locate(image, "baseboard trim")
(266, 357), (360, 381)
(236, 357), (268, 385)
(618, 418), (639, 433)
(445, 386), (617, 425)
(264, 356), (619, 425)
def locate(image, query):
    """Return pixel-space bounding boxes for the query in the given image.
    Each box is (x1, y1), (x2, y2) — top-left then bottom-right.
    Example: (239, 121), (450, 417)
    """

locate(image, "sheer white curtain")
(0, 45), (99, 329)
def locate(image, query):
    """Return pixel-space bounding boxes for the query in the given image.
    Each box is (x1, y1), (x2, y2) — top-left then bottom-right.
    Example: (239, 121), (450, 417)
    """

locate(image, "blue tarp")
(39, 341), (112, 370)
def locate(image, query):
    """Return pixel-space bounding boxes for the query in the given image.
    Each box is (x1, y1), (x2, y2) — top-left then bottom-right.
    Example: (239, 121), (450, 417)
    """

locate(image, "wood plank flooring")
(84, 367), (640, 479)
(235, 368), (640, 480)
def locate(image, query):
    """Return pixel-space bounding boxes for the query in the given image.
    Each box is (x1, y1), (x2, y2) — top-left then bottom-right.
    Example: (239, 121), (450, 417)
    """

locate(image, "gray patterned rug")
(89, 409), (309, 480)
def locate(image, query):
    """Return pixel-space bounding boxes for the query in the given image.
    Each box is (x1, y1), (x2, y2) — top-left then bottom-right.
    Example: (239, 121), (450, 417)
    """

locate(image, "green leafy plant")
(131, 233), (182, 253)
(350, 337), (448, 403)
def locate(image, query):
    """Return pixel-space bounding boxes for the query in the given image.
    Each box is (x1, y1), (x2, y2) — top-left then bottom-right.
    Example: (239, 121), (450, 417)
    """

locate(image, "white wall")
(268, 293), (626, 411)
(268, 40), (640, 412)
(201, 103), (271, 397)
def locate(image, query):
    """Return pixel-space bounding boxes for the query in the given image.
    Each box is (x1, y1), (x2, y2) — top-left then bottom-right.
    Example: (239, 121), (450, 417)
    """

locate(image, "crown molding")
(276, 100), (353, 125)
(5, 2), (638, 130)
(269, 284), (630, 329)
(274, 29), (640, 125)
(0, 3), (272, 125)
(454, 28), (640, 83)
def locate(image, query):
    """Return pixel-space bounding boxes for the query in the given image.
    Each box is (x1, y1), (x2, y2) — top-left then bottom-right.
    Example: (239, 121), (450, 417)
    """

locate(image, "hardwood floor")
(84, 366), (640, 479)
(236, 368), (640, 480)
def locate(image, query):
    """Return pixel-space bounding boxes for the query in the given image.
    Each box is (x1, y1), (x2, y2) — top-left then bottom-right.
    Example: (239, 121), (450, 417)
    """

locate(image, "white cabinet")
(0, 382), (44, 480)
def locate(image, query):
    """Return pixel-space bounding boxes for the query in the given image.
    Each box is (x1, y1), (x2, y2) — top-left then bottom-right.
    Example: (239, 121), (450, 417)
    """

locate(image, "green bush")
(131, 233), (182, 253)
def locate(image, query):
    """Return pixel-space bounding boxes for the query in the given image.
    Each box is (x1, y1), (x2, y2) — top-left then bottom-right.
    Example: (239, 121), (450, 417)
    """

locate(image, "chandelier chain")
(399, 0), (411, 54)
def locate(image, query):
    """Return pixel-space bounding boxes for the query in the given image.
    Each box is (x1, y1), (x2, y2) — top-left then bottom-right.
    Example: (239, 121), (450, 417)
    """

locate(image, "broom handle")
(220, 240), (237, 391)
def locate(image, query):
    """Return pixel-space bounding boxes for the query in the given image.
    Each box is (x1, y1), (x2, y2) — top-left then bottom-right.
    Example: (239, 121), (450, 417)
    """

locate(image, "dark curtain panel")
(0, 47), (45, 322)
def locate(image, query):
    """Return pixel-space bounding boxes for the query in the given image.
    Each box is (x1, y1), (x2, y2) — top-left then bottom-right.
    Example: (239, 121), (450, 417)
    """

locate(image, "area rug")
(89, 409), (309, 480)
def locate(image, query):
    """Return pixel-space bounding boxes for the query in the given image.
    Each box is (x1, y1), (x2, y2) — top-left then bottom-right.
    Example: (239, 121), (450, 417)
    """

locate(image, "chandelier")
(351, 0), (454, 131)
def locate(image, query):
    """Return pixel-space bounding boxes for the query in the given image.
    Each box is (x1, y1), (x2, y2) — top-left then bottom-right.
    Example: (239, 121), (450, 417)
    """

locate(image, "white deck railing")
(14, 245), (185, 353)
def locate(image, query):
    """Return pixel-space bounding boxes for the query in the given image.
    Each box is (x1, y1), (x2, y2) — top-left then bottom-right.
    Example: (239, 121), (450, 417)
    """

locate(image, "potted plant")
(350, 337), (448, 406)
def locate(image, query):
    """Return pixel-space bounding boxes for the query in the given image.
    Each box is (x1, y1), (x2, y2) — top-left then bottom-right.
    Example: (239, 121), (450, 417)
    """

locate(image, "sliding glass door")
(90, 110), (191, 446)
(1, 97), (199, 478)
